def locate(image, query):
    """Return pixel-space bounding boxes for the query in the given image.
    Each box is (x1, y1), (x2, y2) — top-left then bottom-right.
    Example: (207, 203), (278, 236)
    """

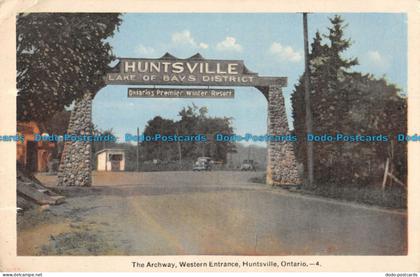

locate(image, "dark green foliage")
(142, 104), (236, 163)
(143, 116), (178, 161)
(292, 15), (407, 186)
(17, 13), (122, 121)
(41, 110), (71, 135)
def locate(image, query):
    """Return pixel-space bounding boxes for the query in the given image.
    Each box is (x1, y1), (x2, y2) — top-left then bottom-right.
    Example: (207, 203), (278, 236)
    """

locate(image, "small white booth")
(96, 149), (125, 171)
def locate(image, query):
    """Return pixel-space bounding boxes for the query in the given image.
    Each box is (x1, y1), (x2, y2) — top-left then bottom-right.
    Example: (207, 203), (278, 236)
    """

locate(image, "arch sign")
(105, 53), (286, 89)
(57, 53), (300, 187)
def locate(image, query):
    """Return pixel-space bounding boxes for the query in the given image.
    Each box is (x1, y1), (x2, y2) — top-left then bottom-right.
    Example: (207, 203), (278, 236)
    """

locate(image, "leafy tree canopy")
(142, 105), (235, 162)
(17, 13), (122, 121)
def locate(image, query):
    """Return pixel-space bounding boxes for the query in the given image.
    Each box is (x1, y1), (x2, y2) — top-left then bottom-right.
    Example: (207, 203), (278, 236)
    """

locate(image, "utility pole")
(176, 128), (182, 164)
(303, 13), (314, 187)
(136, 127), (140, 172)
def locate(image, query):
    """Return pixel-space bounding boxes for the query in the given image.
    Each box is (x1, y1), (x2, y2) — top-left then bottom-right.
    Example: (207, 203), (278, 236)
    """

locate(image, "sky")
(93, 13), (407, 145)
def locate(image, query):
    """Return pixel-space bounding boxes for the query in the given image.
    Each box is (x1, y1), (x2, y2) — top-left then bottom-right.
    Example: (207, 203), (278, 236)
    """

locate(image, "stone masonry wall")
(57, 91), (93, 186)
(266, 86), (301, 185)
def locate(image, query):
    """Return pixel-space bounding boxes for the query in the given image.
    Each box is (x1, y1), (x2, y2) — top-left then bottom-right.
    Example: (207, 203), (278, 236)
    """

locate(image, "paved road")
(21, 171), (407, 255)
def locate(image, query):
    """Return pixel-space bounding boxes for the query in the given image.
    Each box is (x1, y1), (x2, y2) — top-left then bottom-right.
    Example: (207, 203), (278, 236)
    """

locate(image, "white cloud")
(199, 42), (209, 49)
(216, 36), (243, 52)
(172, 30), (195, 45)
(136, 44), (155, 56)
(367, 50), (389, 68)
(269, 42), (301, 63)
(171, 30), (208, 49)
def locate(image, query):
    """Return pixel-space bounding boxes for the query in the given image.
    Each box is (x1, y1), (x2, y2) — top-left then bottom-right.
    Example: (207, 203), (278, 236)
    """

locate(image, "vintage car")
(192, 157), (212, 171)
(240, 159), (256, 171)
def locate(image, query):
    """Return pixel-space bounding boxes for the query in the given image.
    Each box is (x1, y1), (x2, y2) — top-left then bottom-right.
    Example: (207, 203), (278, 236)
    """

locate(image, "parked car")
(193, 157), (212, 171)
(240, 159), (256, 171)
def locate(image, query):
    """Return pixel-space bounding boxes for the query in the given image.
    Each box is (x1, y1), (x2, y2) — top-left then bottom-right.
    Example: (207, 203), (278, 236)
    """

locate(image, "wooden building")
(17, 121), (58, 172)
(96, 149), (125, 171)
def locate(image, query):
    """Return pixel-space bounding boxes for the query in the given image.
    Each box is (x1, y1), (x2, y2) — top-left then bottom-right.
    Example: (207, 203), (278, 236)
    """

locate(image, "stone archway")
(57, 54), (300, 186)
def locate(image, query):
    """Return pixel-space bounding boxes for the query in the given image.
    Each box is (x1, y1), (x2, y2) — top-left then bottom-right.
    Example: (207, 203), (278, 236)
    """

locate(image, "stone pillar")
(57, 91), (93, 186)
(266, 85), (300, 185)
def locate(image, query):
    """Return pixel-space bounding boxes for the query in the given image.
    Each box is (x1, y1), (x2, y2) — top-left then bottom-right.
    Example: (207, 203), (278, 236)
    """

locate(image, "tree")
(177, 104), (235, 162)
(41, 110), (71, 135)
(17, 13), (122, 122)
(292, 31), (329, 167)
(292, 15), (407, 186)
(142, 116), (178, 161)
(337, 73), (407, 184)
(294, 16), (358, 175)
(141, 105), (236, 163)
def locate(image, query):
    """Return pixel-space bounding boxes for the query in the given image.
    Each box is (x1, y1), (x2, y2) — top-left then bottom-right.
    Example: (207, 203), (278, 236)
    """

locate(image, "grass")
(298, 184), (407, 209)
(249, 173), (407, 209)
